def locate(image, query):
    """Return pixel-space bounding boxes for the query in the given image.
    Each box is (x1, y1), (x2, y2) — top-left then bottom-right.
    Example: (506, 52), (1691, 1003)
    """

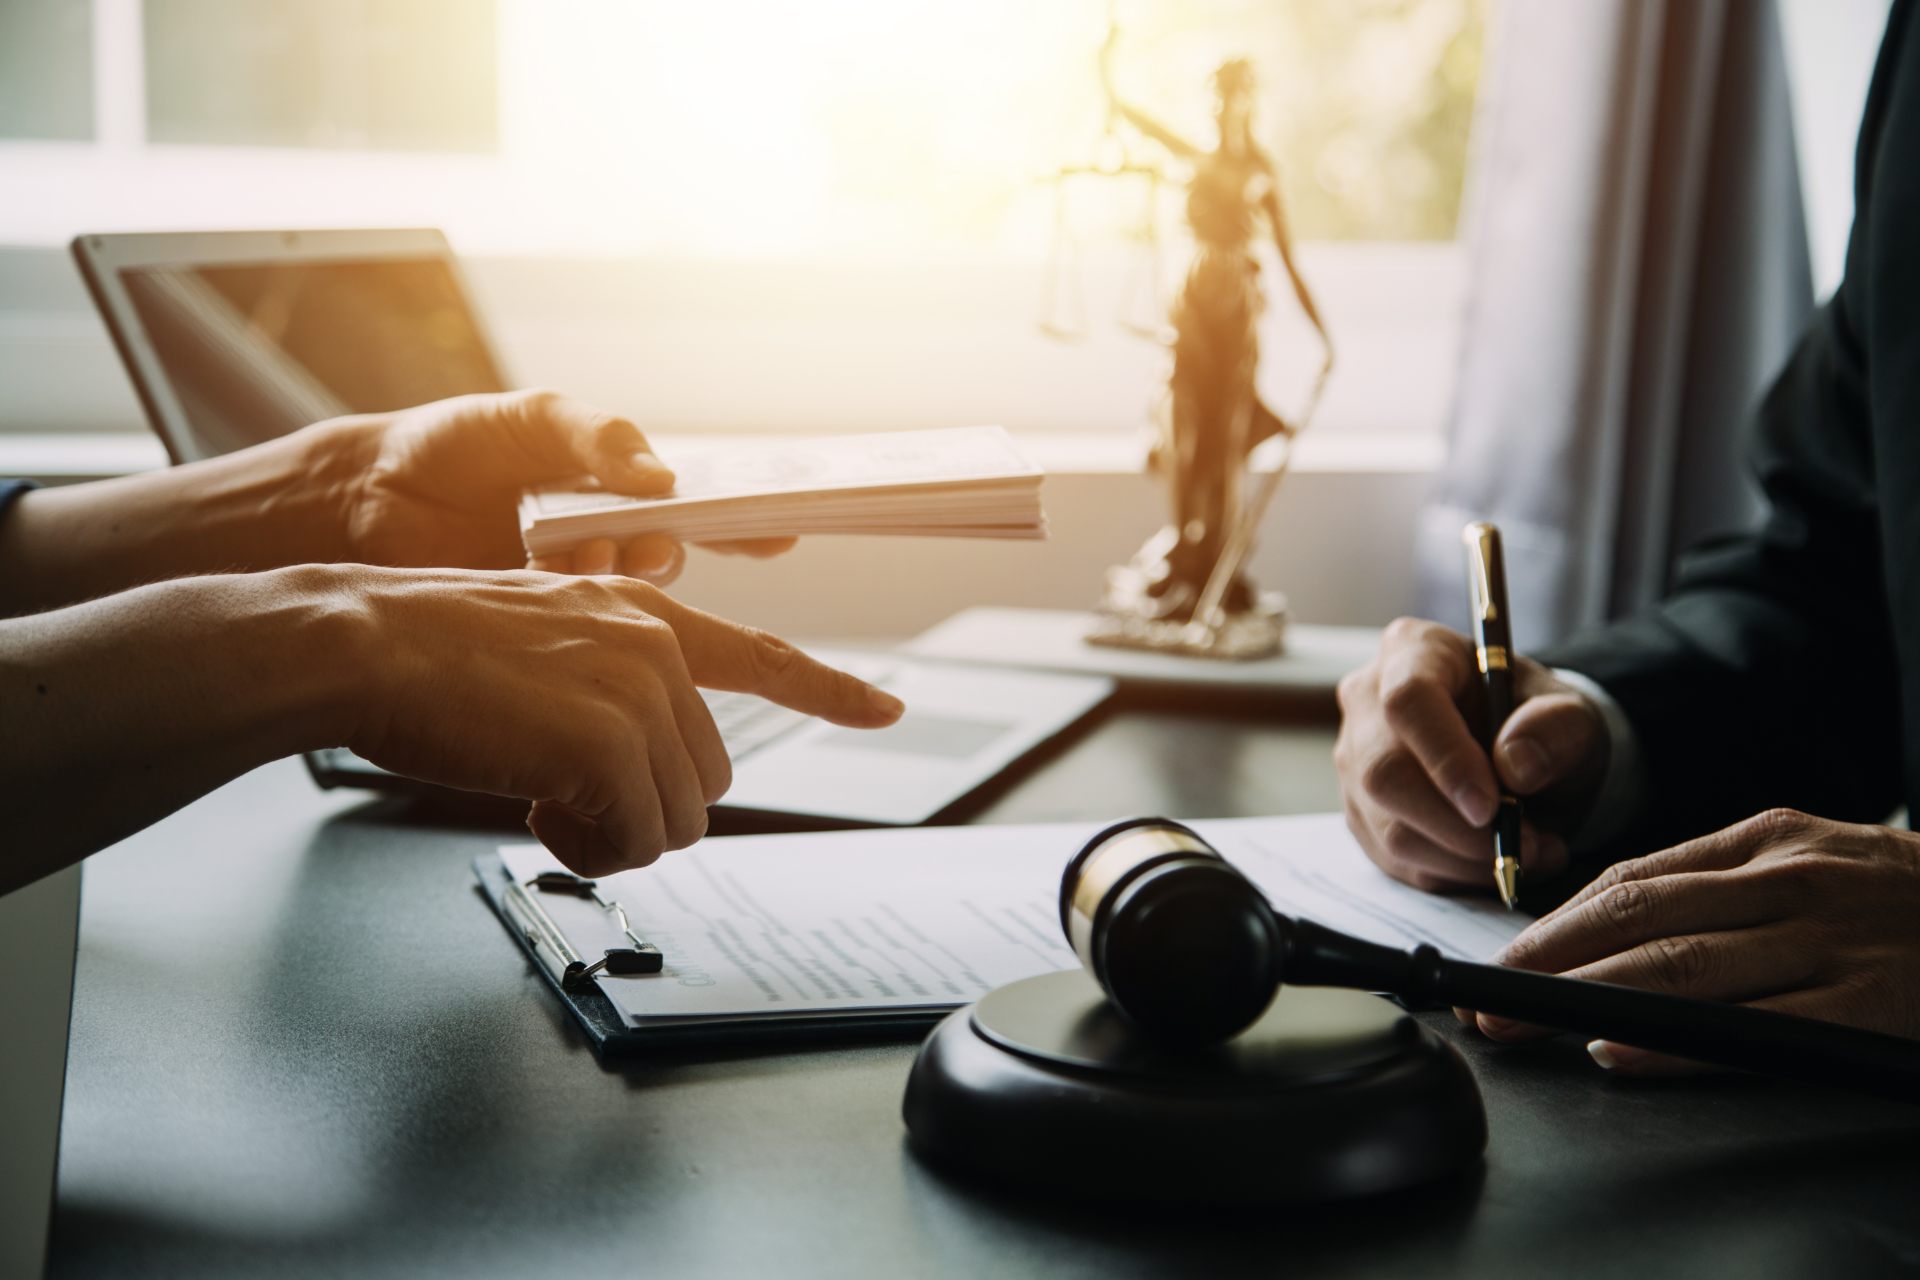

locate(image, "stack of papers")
(518, 425), (1046, 557)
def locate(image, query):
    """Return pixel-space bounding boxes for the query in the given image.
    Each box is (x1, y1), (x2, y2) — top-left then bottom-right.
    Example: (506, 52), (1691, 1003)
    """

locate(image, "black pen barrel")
(1481, 663), (1514, 730)
(1424, 954), (1920, 1103)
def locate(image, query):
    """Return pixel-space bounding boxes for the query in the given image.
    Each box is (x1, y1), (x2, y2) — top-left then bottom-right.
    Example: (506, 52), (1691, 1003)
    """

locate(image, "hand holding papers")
(518, 425), (1047, 558)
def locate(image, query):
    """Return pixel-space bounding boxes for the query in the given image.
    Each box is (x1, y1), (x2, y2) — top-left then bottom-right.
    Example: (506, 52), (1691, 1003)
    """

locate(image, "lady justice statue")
(1082, 28), (1335, 658)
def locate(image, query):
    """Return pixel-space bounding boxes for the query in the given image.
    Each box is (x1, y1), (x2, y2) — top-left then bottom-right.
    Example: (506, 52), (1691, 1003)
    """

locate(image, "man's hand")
(0, 389), (795, 616)
(1334, 617), (1610, 892)
(0, 563), (905, 891)
(333, 389), (795, 584)
(1473, 810), (1920, 1073)
(336, 565), (902, 875)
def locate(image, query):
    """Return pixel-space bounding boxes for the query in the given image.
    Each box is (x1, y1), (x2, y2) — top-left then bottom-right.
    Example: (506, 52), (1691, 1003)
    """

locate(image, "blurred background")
(0, 0), (1895, 638)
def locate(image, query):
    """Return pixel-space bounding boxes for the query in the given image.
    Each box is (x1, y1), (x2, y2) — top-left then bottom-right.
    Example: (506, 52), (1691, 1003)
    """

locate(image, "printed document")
(497, 814), (1529, 1029)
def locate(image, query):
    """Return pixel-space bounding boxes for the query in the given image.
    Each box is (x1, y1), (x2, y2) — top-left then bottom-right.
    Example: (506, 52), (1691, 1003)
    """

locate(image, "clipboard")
(473, 856), (951, 1058)
(474, 814), (1528, 1062)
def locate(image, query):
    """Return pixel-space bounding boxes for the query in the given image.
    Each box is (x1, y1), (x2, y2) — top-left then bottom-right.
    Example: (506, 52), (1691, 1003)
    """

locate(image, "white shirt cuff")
(1550, 667), (1648, 855)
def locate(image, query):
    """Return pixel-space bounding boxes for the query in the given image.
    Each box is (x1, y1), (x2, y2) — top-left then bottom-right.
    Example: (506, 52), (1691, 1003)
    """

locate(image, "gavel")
(1063, 818), (1920, 1102)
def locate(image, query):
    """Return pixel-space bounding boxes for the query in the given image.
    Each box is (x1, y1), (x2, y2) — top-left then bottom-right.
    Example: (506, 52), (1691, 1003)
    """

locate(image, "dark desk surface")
(50, 701), (1920, 1279)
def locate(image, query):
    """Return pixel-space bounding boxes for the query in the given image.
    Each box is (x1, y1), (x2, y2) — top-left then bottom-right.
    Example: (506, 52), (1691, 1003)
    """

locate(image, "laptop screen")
(118, 255), (507, 457)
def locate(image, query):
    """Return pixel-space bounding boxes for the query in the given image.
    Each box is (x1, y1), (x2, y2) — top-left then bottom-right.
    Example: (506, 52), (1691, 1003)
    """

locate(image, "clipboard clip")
(503, 869), (664, 991)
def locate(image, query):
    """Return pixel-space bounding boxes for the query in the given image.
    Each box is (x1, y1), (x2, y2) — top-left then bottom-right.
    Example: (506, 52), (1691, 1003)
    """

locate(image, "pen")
(1462, 522), (1522, 909)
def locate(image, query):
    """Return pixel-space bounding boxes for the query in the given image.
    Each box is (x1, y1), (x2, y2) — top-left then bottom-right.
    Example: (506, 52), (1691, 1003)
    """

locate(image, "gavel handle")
(1285, 921), (1920, 1103)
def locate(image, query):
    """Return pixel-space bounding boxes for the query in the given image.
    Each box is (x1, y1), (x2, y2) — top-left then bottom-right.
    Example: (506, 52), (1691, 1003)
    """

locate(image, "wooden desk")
(48, 700), (1920, 1278)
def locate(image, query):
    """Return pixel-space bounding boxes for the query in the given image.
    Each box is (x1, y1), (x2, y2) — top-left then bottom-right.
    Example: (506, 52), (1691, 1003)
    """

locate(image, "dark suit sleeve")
(1542, 2), (1919, 858)
(1543, 291), (1903, 854)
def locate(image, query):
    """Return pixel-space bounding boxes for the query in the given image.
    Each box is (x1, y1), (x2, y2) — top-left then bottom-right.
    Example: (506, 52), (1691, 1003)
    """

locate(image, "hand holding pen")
(1333, 588), (1612, 898)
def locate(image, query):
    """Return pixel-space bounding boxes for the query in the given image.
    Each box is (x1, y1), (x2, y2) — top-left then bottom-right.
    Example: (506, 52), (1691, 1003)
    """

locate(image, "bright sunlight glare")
(497, 0), (1481, 259)
(0, 0), (1483, 261)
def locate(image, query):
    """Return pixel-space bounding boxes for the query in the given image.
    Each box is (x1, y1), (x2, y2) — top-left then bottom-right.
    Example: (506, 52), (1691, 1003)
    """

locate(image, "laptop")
(72, 229), (1111, 825)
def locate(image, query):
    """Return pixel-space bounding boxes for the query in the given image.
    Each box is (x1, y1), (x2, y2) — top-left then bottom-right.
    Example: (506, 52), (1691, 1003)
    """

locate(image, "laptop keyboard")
(701, 657), (897, 761)
(316, 658), (899, 784)
(701, 690), (810, 759)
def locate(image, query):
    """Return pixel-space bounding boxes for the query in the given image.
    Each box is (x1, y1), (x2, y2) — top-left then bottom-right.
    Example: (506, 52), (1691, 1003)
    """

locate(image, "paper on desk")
(497, 814), (1529, 1028)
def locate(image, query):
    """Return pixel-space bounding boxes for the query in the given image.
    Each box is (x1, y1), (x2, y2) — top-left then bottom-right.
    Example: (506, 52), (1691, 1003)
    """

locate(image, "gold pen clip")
(1461, 522), (1500, 623)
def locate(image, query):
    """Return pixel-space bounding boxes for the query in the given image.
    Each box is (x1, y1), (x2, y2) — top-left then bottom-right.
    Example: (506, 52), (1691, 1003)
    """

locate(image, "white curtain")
(1417, 0), (1813, 650)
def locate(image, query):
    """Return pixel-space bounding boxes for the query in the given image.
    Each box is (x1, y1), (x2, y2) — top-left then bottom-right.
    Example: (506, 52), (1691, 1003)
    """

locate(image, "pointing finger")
(645, 594), (903, 728)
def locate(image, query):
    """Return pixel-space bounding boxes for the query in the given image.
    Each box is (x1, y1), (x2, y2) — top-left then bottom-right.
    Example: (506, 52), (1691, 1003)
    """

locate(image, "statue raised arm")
(1099, 28), (1203, 163)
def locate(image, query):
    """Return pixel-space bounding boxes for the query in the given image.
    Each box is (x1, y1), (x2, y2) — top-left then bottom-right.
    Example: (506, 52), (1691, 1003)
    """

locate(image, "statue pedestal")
(1085, 605), (1287, 660)
(1088, 560), (1288, 660)
(902, 607), (1382, 695)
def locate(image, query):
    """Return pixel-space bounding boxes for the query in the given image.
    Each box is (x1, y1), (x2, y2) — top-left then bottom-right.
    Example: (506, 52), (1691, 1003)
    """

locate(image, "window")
(1, 1), (1487, 443)
(143, 0), (496, 151)
(483, 0), (1485, 259)
(0, 0), (93, 141)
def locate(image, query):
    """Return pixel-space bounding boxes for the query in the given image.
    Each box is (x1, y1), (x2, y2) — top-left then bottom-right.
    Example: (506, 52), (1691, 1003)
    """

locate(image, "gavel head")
(1060, 818), (1285, 1044)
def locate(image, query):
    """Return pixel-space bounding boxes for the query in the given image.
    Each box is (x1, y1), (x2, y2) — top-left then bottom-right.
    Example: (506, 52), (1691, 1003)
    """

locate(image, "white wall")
(0, 242), (1441, 633)
(665, 464), (1428, 637)
(468, 250), (1441, 633)
(0, 245), (1460, 438)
